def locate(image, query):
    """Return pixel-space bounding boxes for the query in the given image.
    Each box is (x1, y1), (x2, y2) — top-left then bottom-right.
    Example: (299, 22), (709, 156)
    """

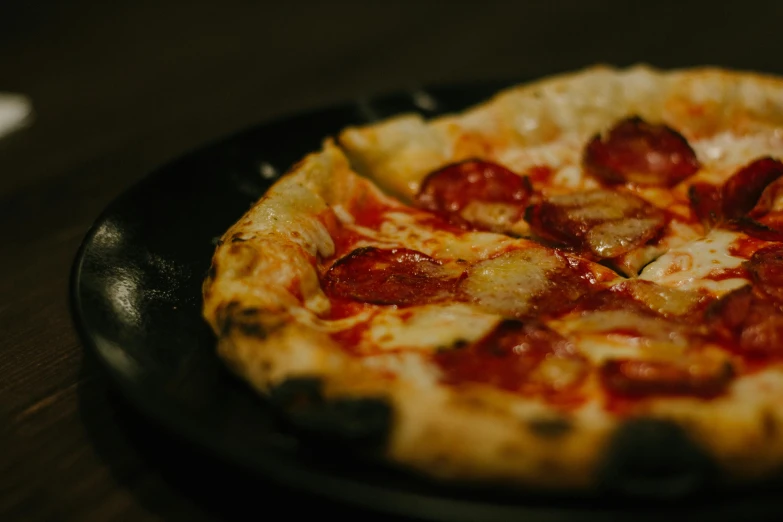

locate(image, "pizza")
(202, 64), (783, 494)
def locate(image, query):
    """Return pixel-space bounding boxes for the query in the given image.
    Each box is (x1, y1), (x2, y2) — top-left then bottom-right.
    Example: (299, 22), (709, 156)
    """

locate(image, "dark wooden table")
(3, 2), (783, 520)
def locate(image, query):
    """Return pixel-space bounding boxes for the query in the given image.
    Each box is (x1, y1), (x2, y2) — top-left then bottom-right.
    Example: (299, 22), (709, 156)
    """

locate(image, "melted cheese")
(366, 303), (500, 351)
(639, 229), (747, 295)
(459, 248), (563, 317)
(345, 210), (515, 263)
(496, 135), (596, 191)
(360, 352), (442, 388)
(692, 131), (783, 183)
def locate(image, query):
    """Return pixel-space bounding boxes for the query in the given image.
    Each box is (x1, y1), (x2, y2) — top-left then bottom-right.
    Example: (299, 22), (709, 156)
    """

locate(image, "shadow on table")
(76, 350), (408, 522)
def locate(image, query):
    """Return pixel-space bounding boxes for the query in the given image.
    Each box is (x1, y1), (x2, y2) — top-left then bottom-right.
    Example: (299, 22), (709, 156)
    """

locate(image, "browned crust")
(339, 64), (783, 201)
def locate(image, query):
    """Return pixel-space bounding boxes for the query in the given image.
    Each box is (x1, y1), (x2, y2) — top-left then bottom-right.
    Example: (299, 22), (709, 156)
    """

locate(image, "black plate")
(71, 83), (783, 521)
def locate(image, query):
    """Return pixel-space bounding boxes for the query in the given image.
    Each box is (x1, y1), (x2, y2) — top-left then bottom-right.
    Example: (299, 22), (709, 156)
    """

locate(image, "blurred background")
(3, 1), (783, 521)
(3, 0), (783, 197)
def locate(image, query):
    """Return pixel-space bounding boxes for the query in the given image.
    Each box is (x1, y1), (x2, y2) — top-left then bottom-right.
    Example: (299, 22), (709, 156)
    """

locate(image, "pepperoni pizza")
(203, 65), (783, 493)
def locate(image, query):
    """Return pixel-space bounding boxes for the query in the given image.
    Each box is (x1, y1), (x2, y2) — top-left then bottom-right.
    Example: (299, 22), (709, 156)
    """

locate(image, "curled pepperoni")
(600, 358), (733, 399)
(747, 245), (783, 303)
(415, 159), (532, 230)
(583, 116), (700, 187)
(722, 157), (783, 220)
(322, 247), (455, 306)
(524, 189), (666, 259)
(435, 320), (587, 395)
(687, 157), (783, 238)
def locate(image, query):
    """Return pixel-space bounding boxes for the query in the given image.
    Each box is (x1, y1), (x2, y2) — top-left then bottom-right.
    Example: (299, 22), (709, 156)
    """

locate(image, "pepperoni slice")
(732, 217), (783, 242)
(415, 159), (532, 230)
(322, 247), (455, 306)
(583, 116), (700, 187)
(600, 358), (733, 399)
(722, 157), (783, 220)
(706, 285), (783, 359)
(435, 320), (587, 396)
(747, 245), (783, 303)
(524, 189), (666, 259)
(688, 182), (723, 229)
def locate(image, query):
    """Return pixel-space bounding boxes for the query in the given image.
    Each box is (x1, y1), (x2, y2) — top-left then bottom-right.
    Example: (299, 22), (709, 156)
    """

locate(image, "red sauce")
(319, 186), (468, 268)
(527, 165), (554, 185)
(705, 266), (748, 281)
(329, 323), (369, 356)
(317, 208), (371, 265)
(327, 298), (374, 320)
(349, 187), (399, 230)
(729, 234), (770, 259)
(434, 320), (587, 407)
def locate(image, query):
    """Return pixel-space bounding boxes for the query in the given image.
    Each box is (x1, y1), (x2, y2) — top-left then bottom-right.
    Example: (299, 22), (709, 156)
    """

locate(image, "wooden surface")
(3, 1), (783, 520)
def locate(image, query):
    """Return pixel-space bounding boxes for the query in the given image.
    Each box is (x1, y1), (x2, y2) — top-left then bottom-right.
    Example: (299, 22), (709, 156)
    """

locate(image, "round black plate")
(71, 83), (783, 522)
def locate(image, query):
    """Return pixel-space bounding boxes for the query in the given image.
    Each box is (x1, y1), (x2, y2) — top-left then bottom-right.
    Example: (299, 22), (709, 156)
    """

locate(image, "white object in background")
(0, 92), (33, 139)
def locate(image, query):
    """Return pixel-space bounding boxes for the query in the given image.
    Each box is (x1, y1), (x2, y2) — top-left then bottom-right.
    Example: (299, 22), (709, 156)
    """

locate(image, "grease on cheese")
(460, 248), (563, 317)
(366, 303), (500, 351)
(639, 229), (749, 295)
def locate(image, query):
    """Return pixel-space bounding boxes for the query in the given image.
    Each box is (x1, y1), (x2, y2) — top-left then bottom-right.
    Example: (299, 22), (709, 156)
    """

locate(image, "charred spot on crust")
(269, 377), (392, 449)
(597, 418), (717, 499)
(216, 301), (240, 334)
(528, 417), (572, 438)
(230, 233), (248, 243)
(235, 321), (264, 337)
(762, 409), (778, 440)
(217, 301), (265, 337)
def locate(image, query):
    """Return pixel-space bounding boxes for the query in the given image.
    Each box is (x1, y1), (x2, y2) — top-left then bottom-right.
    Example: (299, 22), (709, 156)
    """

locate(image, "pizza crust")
(339, 64), (783, 201)
(204, 66), (783, 492)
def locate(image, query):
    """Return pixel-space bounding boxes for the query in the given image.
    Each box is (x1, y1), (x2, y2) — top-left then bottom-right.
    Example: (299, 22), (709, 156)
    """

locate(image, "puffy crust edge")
(338, 64), (783, 201)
